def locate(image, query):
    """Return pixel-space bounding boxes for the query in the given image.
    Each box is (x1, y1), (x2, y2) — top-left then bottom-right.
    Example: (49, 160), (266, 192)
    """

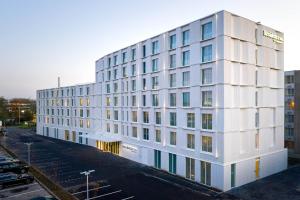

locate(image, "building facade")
(37, 10), (287, 191)
(284, 70), (300, 155)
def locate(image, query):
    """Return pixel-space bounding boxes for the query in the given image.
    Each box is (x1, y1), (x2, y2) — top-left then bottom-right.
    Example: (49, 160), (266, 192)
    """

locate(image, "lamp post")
(24, 142), (33, 165)
(80, 170), (95, 200)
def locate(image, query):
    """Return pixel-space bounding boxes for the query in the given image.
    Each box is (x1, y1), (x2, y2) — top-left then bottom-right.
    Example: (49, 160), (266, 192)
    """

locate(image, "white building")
(37, 10), (287, 191)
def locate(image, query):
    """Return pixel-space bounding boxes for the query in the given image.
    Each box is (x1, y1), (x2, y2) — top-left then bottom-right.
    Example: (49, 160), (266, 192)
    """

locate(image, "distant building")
(284, 70), (300, 155)
(36, 10), (287, 191)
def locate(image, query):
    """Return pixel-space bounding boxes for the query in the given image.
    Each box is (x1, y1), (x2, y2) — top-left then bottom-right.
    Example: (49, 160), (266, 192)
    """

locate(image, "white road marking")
(86, 190), (122, 200)
(6, 189), (43, 198)
(72, 185), (111, 195)
(121, 196), (135, 200)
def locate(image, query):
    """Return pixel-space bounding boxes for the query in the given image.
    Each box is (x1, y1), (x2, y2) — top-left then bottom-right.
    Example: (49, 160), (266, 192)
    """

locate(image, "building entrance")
(96, 140), (120, 155)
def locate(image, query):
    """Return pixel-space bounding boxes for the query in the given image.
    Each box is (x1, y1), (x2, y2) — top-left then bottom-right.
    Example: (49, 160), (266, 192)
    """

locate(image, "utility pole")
(80, 170), (95, 200)
(24, 142), (33, 165)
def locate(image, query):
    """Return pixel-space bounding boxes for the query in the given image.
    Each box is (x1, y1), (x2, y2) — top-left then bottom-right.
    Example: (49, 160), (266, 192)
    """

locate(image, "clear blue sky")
(1, 0), (299, 99)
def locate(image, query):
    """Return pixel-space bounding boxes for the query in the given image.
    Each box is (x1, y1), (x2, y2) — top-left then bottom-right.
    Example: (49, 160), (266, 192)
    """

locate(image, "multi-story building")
(284, 70), (300, 155)
(37, 10), (287, 191)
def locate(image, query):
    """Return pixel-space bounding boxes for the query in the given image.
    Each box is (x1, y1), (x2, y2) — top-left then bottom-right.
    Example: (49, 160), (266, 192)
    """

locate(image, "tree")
(0, 97), (9, 122)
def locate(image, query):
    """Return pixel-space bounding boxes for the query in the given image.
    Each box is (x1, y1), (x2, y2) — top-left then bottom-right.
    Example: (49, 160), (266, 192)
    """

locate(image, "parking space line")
(0, 182), (38, 192)
(6, 189), (43, 198)
(86, 190), (122, 200)
(72, 185), (111, 195)
(121, 196), (135, 200)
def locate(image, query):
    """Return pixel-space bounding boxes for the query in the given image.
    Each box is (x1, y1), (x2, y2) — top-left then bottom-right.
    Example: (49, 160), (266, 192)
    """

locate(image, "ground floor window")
(169, 153), (176, 174)
(154, 150), (161, 169)
(255, 158), (260, 179)
(186, 157), (195, 180)
(79, 132), (82, 144)
(231, 163), (236, 188)
(200, 161), (211, 186)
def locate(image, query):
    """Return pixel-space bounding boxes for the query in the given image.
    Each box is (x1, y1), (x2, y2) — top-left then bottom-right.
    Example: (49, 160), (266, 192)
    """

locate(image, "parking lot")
(0, 127), (238, 200)
(0, 146), (53, 200)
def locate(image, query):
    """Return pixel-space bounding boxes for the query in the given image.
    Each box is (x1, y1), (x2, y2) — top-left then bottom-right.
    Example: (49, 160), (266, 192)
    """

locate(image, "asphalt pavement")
(0, 127), (238, 200)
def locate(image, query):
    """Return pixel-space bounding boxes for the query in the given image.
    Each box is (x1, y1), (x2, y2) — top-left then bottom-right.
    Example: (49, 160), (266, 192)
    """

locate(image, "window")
(131, 48), (136, 61)
(286, 128), (294, 137)
(187, 134), (195, 149)
(169, 93), (176, 107)
(114, 124), (118, 134)
(152, 76), (159, 89)
(106, 84), (110, 93)
(122, 67), (127, 77)
(142, 45), (146, 58)
(255, 133), (259, 149)
(106, 110), (111, 119)
(170, 34), (176, 49)
(202, 22), (213, 40)
(182, 71), (190, 86)
(132, 127), (137, 138)
(132, 95), (136, 106)
(142, 78), (147, 90)
(131, 64), (136, 76)
(255, 111), (259, 128)
(202, 136), (212, 152)
(187, 113), (195, 128)
(143, 111), (149, 123)
(231, 163), (236, 188)
(143, 128), (149, 140)
(202, 68), (212, 84)
(202, 45), (213, 62)
(80, 98), (84, 106)
(142, 95), (146, 106)
(122, 52), (127, 63)
(201, 161), (211, 186)
(182, 30), (189, 46)
(108, 57), (111, 67)
(80, 109), (83, 117)
(152, 94), (159, 106)
(131, 80), (136, 91)
(202, 91), (212, 107)
(155, 112), (161, 124)
(142, 62), (147, 74)
(152, 41), (159, 54)
(182, 50), (190, 66)
(155, 129), (161, 142)
(170, 54), (176, 68)
(86, 109), (90, 117)
(114, 82), (118, 92)
(114, 110), (118, 120)
(106, 97), (110, 106)
(106, 123), (110, 132)
(186, 157), (195, 180)
(170, 131), (176, 145)
(182, 92), (190, 107)
(169, 73), (176, 88)
(202, 114), (212, 130)
(170, 112), (177, 126)
(286, 114), (294, 123)
(285, 75), (294, 84)
(169, 153), (176, 174)
(114, 96), (118, 106)
(152, 58), (159, 72)
(113, 55), (118, 66)
(154, 150), (161, 169)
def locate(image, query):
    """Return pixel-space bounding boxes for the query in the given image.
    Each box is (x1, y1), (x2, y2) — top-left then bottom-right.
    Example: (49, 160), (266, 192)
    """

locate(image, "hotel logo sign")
(263, 30), (284, 44)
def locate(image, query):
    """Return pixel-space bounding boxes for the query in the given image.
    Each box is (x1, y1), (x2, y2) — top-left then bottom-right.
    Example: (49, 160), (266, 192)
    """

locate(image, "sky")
(0, 0), (299, 99)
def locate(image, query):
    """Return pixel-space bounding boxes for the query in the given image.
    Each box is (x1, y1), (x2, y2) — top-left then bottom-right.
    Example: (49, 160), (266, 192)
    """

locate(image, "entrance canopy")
(80, 132), (121, 143)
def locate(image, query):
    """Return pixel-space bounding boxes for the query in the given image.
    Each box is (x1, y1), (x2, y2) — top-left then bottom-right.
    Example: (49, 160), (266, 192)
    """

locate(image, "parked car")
(0, 160), (29, 174)
(0, 156), (14, 162)
(0, 173), (34, 189)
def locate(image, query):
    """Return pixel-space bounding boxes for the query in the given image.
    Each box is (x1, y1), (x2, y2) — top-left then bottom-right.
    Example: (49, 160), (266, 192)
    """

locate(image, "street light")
(24, 142), (33, 165)
(80, 169), (95, 200)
